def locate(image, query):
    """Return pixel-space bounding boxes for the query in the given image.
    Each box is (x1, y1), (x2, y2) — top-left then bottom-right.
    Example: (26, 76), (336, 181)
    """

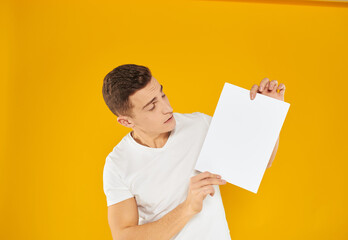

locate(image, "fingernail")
(222, 180), (226, 184)
(259, 87), (262, 91)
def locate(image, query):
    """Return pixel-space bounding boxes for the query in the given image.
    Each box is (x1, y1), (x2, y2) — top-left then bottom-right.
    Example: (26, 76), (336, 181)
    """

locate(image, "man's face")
(117, 76), (176, 134)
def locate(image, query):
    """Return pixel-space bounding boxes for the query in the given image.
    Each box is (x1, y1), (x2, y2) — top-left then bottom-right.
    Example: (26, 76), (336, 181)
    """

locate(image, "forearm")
(267, 136), (279, 168)
(119, 201), (195, 240)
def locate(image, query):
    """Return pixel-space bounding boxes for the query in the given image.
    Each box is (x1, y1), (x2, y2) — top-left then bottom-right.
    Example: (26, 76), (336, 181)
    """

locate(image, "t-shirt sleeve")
(103, 156), (134, 207)
(196, 112), (212, 127)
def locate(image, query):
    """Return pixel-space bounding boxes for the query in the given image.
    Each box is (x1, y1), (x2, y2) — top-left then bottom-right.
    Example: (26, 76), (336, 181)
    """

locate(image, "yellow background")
(2, 0), (348, 239)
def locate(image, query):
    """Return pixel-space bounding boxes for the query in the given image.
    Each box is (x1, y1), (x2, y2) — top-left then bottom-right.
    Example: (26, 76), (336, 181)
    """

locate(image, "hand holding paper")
(250, 77), (286, 101)
(194, 80), (290, 193)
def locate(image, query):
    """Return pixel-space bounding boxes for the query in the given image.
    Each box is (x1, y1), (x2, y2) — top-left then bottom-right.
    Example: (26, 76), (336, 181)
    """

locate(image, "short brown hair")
(102, 64), (152, 117)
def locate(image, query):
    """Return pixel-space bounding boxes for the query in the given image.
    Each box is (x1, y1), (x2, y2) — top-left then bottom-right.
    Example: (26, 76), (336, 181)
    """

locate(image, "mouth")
(164, 115), (173, 123)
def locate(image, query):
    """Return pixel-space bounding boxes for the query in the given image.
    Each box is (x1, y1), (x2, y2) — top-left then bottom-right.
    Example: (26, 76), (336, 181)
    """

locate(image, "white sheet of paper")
(195, 82), (290, 193)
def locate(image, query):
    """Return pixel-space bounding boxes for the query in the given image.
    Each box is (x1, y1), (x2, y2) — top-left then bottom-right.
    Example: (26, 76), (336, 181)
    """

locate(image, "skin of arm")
(118, 201), (195, 240)
(266, 136), (279, 169)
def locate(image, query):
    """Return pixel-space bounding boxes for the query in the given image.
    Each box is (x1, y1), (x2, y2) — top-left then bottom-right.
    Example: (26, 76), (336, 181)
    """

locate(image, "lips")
(164, 115), (173, 123)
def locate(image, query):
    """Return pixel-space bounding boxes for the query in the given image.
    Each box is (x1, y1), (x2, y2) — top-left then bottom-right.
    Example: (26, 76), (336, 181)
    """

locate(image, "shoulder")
(174, 111), (211, 120)
(103, 135), (131, 174)
(103, 151), (119, 176)
(174, 111), (212, 126)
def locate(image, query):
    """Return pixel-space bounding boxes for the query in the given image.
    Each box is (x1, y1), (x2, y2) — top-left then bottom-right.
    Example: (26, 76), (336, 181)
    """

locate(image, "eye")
(149, 94), (166, 111)
(149, 104), (155, 111)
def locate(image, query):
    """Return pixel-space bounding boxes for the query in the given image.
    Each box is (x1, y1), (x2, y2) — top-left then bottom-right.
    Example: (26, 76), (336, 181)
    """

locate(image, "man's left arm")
(249, 77), (286, 170)
(266, 136), (279, 169)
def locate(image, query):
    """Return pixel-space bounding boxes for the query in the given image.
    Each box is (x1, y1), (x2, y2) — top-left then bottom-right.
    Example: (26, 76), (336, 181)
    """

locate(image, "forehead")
(129, 76), (161, 108)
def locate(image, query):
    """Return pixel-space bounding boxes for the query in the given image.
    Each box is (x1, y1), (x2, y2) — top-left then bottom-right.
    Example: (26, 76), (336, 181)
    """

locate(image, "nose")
(161, 98), (173, 114)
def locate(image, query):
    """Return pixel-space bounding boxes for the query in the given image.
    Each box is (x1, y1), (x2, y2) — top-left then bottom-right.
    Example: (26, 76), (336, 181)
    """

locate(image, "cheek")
(145, 114), (162, 126)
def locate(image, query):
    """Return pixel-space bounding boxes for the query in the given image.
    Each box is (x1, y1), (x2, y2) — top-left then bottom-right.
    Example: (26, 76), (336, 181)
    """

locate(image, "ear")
(117, 116), (135, 128)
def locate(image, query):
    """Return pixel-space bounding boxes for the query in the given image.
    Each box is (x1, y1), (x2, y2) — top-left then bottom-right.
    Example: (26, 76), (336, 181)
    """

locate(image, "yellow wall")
(2, 0), (348, 239)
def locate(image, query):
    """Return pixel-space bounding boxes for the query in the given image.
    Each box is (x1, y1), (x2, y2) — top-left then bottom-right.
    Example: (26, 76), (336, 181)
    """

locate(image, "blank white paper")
(195, 82), (290, 193)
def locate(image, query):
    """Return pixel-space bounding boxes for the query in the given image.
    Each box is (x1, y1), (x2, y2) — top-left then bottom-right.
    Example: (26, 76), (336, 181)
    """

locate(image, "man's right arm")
(108, 171), (226, 240)
(108, 197), (195, 240)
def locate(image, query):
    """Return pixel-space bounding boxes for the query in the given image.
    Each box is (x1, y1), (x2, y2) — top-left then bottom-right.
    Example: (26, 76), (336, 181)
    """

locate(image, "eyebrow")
(142, 84), (163, 110)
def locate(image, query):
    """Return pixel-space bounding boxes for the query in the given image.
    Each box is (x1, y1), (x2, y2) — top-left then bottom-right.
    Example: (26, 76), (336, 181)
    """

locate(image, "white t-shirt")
(103, 112), (231, 240)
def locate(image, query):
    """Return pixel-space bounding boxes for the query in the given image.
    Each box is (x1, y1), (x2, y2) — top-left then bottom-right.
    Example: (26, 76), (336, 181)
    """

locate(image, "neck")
(131, 130), (171, 148)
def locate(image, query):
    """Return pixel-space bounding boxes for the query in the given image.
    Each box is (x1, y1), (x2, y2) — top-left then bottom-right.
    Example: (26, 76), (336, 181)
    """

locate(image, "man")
(102, 64), (286, 240)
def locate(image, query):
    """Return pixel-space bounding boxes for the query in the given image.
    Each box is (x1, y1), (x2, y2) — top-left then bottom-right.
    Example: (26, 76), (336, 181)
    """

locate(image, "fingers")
(268, 80), (278, 92)
(251, 78), (285, 100)
(192, 171), (220, 184)
(258, 77), (270, 92)
(195, 177), (226, 189)
(205, 186), (215, 197)
(250, 77), (269, 100)
(199, 185), (215, 197)
(250, 84), (258, 100)
(277, 83), (286, 96)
